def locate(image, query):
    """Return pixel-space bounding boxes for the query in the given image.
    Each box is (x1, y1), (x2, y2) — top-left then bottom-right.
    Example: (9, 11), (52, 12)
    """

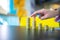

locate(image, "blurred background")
(0, 0), (60, 40)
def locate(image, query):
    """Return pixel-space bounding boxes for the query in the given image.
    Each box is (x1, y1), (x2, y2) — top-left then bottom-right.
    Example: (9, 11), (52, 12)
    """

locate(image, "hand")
(31, 9), (59, 20)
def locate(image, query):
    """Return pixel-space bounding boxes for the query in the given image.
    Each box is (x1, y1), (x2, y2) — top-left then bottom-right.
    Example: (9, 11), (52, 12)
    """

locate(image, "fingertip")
(40, 17), (44, 20)
(31, 15), (33, 17)
(40, 16), (47, 20)
(31, 14), (35, 17)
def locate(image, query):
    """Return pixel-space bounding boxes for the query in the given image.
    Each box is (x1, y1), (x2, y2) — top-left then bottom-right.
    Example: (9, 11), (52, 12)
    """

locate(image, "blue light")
(10, 0), (16, 14)
(0, 22), (3, 25)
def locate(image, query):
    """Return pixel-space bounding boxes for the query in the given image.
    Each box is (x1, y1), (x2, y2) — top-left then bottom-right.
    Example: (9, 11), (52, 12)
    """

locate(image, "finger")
(31, 9), (45, 17)
(39, 13), (44, 18)
(40, 14), (48, 20)
(31, 12), (37, 17)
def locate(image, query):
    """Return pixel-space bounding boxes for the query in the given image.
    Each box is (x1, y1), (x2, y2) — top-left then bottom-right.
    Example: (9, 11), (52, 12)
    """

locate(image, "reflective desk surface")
(0, 26), (60, 40)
